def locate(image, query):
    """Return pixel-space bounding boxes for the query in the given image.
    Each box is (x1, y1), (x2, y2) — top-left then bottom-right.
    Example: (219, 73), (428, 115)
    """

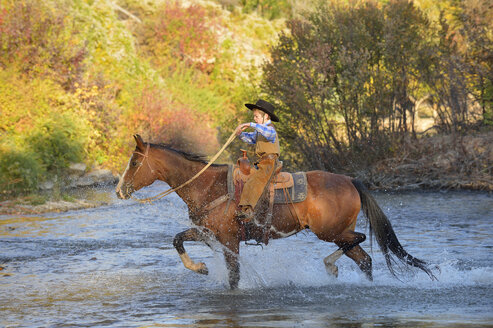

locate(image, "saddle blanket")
(227, 165), (307, 204)
(273, 171), (307, 204)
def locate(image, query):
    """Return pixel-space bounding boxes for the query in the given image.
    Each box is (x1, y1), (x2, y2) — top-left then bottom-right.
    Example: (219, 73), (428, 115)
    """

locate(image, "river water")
(1, 181), (492, 327)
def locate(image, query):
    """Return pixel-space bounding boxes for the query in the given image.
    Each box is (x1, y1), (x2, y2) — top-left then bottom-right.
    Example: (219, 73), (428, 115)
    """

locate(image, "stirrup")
(236, 207), (254, 222)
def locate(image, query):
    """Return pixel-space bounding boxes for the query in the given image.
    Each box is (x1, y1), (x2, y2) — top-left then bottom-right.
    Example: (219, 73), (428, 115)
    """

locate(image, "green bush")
(27, 113), (86, 174)
(241, 0), (291, 19)
(0, 146), (44, 195)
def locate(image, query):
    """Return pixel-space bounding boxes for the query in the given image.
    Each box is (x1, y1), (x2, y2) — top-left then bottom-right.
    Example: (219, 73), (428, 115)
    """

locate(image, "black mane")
(149, 143), (227, 167)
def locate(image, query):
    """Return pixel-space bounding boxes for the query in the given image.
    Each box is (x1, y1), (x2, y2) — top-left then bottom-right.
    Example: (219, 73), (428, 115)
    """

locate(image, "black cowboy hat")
(245, 99), (280, 122)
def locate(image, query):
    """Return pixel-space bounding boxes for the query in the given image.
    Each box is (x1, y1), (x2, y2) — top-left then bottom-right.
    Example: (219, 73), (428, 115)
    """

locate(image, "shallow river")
(1, 181), (492, 327)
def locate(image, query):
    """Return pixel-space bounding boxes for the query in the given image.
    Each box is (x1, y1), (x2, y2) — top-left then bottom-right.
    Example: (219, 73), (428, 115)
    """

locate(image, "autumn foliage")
(1, 0), (491, 196)
(137, 1), (221, 72)
(0, 1), (87, 90)
(0, 0), (233, 195)
(126, 86), (219, 154)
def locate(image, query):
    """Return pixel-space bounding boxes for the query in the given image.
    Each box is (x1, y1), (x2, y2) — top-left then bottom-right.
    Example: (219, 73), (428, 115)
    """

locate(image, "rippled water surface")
(1, 182), (492, 327)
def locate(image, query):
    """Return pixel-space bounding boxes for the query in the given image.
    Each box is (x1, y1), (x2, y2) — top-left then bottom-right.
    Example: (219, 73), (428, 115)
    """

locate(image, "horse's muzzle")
(116, 182), (134, 200)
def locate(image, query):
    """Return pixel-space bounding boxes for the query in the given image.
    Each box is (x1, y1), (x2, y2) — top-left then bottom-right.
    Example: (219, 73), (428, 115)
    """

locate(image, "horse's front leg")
(223, 246), (240, 289)
(217, 233), (240, 289)
(173, 228), (209, 275)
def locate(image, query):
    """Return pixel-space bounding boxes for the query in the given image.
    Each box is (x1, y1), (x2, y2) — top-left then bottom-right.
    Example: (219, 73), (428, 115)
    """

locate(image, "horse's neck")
(153, 149), (228, 210)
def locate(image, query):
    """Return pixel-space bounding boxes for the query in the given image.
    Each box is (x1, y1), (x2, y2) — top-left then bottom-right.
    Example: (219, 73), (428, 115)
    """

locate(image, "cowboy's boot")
(236, 205), (254, 222)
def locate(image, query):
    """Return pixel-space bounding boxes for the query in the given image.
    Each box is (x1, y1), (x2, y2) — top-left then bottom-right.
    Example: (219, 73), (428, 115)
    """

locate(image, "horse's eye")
(132, 161), (138, 167)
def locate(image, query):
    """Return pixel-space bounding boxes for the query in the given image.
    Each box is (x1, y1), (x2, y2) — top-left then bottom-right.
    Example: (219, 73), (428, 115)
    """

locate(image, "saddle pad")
(273, 172), (307, 204)
(227, 165), (307, 205)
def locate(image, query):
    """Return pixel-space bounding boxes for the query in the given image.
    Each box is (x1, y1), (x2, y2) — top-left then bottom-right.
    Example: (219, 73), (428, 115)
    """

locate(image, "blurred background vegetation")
(0, 0), (491, 197)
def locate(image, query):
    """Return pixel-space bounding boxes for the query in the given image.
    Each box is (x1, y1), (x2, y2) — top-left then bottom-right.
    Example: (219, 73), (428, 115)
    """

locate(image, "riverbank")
(0, 186), (117, 215)
(0, 166), (118, 215)
(357, 131), (493, 191)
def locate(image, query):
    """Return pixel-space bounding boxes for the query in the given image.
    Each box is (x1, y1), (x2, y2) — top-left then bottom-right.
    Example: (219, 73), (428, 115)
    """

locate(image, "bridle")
(124, 130), (238, 204)
(128, 143), (155, 184)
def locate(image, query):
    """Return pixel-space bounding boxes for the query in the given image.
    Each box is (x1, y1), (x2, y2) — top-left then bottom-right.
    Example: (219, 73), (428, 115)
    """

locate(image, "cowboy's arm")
(239, 131), (257, 144)
(235, 123), (257, 144)
(249, 122), (277, 143)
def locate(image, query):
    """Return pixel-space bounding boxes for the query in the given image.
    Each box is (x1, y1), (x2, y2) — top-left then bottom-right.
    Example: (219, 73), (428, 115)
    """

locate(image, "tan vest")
(255, 124), (280, 157)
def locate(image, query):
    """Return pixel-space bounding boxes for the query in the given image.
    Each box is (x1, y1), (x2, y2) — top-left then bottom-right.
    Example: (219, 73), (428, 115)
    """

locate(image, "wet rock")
(67, 168), (118, 188)
(68, 163), (87, 177)
(86, 169), (117, 185)
(13, 200), (98, 214)
(39, 180), (55, 190)
(71, 175), (95, 188)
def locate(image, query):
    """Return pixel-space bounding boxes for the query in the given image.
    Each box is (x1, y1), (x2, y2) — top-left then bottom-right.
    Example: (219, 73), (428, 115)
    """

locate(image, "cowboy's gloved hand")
(235, 123), (251, 136)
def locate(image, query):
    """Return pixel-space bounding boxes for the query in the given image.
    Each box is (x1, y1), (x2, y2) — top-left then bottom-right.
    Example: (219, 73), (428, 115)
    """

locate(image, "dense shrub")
(137, 1), (221, 72)
(0, 0), (87, 90)
(262, 0), (491, 172)
(73, 81), (123, 168)
(127, 85), (219, 155)
(0, 111), (87, 196)
(0, 145), (44, 195)
(425, 0), (493, 131)
(239, 0), (291, 19)
(0, 70), (89, 194)
(27, 113), (87, 173)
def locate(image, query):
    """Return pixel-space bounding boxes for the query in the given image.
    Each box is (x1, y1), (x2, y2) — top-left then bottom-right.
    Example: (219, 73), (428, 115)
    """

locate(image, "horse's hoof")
(196, 263), (209, 275)
(325, 263), (338, 278)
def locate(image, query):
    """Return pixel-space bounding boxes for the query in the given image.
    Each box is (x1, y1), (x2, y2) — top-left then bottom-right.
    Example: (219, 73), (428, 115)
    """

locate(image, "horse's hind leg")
(334, 230), (373, 281)
(343, 245), (372, 281)
(324, 249), (344, 277)
(173, 228), (210, 275)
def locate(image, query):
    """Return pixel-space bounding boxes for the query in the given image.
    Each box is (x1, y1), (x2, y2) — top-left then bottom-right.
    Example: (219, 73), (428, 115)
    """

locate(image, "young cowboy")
(234, 99), (280, 221)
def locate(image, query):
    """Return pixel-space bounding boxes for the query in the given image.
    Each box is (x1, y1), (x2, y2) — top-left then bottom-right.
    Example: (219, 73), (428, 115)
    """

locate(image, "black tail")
(351, 179), (437, 280)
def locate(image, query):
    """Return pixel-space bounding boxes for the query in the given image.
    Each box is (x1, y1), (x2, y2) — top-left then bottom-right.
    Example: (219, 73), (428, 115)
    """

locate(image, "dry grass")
(357, 131), (493, 191)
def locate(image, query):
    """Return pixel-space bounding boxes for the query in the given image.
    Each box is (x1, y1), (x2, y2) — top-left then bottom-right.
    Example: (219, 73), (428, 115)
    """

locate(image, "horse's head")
(116, 134), (158, 199)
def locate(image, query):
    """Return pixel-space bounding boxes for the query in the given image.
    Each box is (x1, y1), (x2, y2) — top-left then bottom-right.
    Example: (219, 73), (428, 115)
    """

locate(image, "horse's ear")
(133, 134), (145, 150)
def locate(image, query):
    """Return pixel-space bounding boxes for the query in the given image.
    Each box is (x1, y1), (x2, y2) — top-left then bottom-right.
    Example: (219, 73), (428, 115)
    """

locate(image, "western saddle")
(233, 150), (295, 245)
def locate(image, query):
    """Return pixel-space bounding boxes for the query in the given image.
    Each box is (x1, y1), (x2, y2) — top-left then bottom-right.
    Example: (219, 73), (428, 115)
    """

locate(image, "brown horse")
(116, 135), (436, 288)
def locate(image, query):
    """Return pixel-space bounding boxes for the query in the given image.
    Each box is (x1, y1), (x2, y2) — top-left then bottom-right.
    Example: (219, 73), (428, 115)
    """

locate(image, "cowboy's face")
(253, 109), (269, 124)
